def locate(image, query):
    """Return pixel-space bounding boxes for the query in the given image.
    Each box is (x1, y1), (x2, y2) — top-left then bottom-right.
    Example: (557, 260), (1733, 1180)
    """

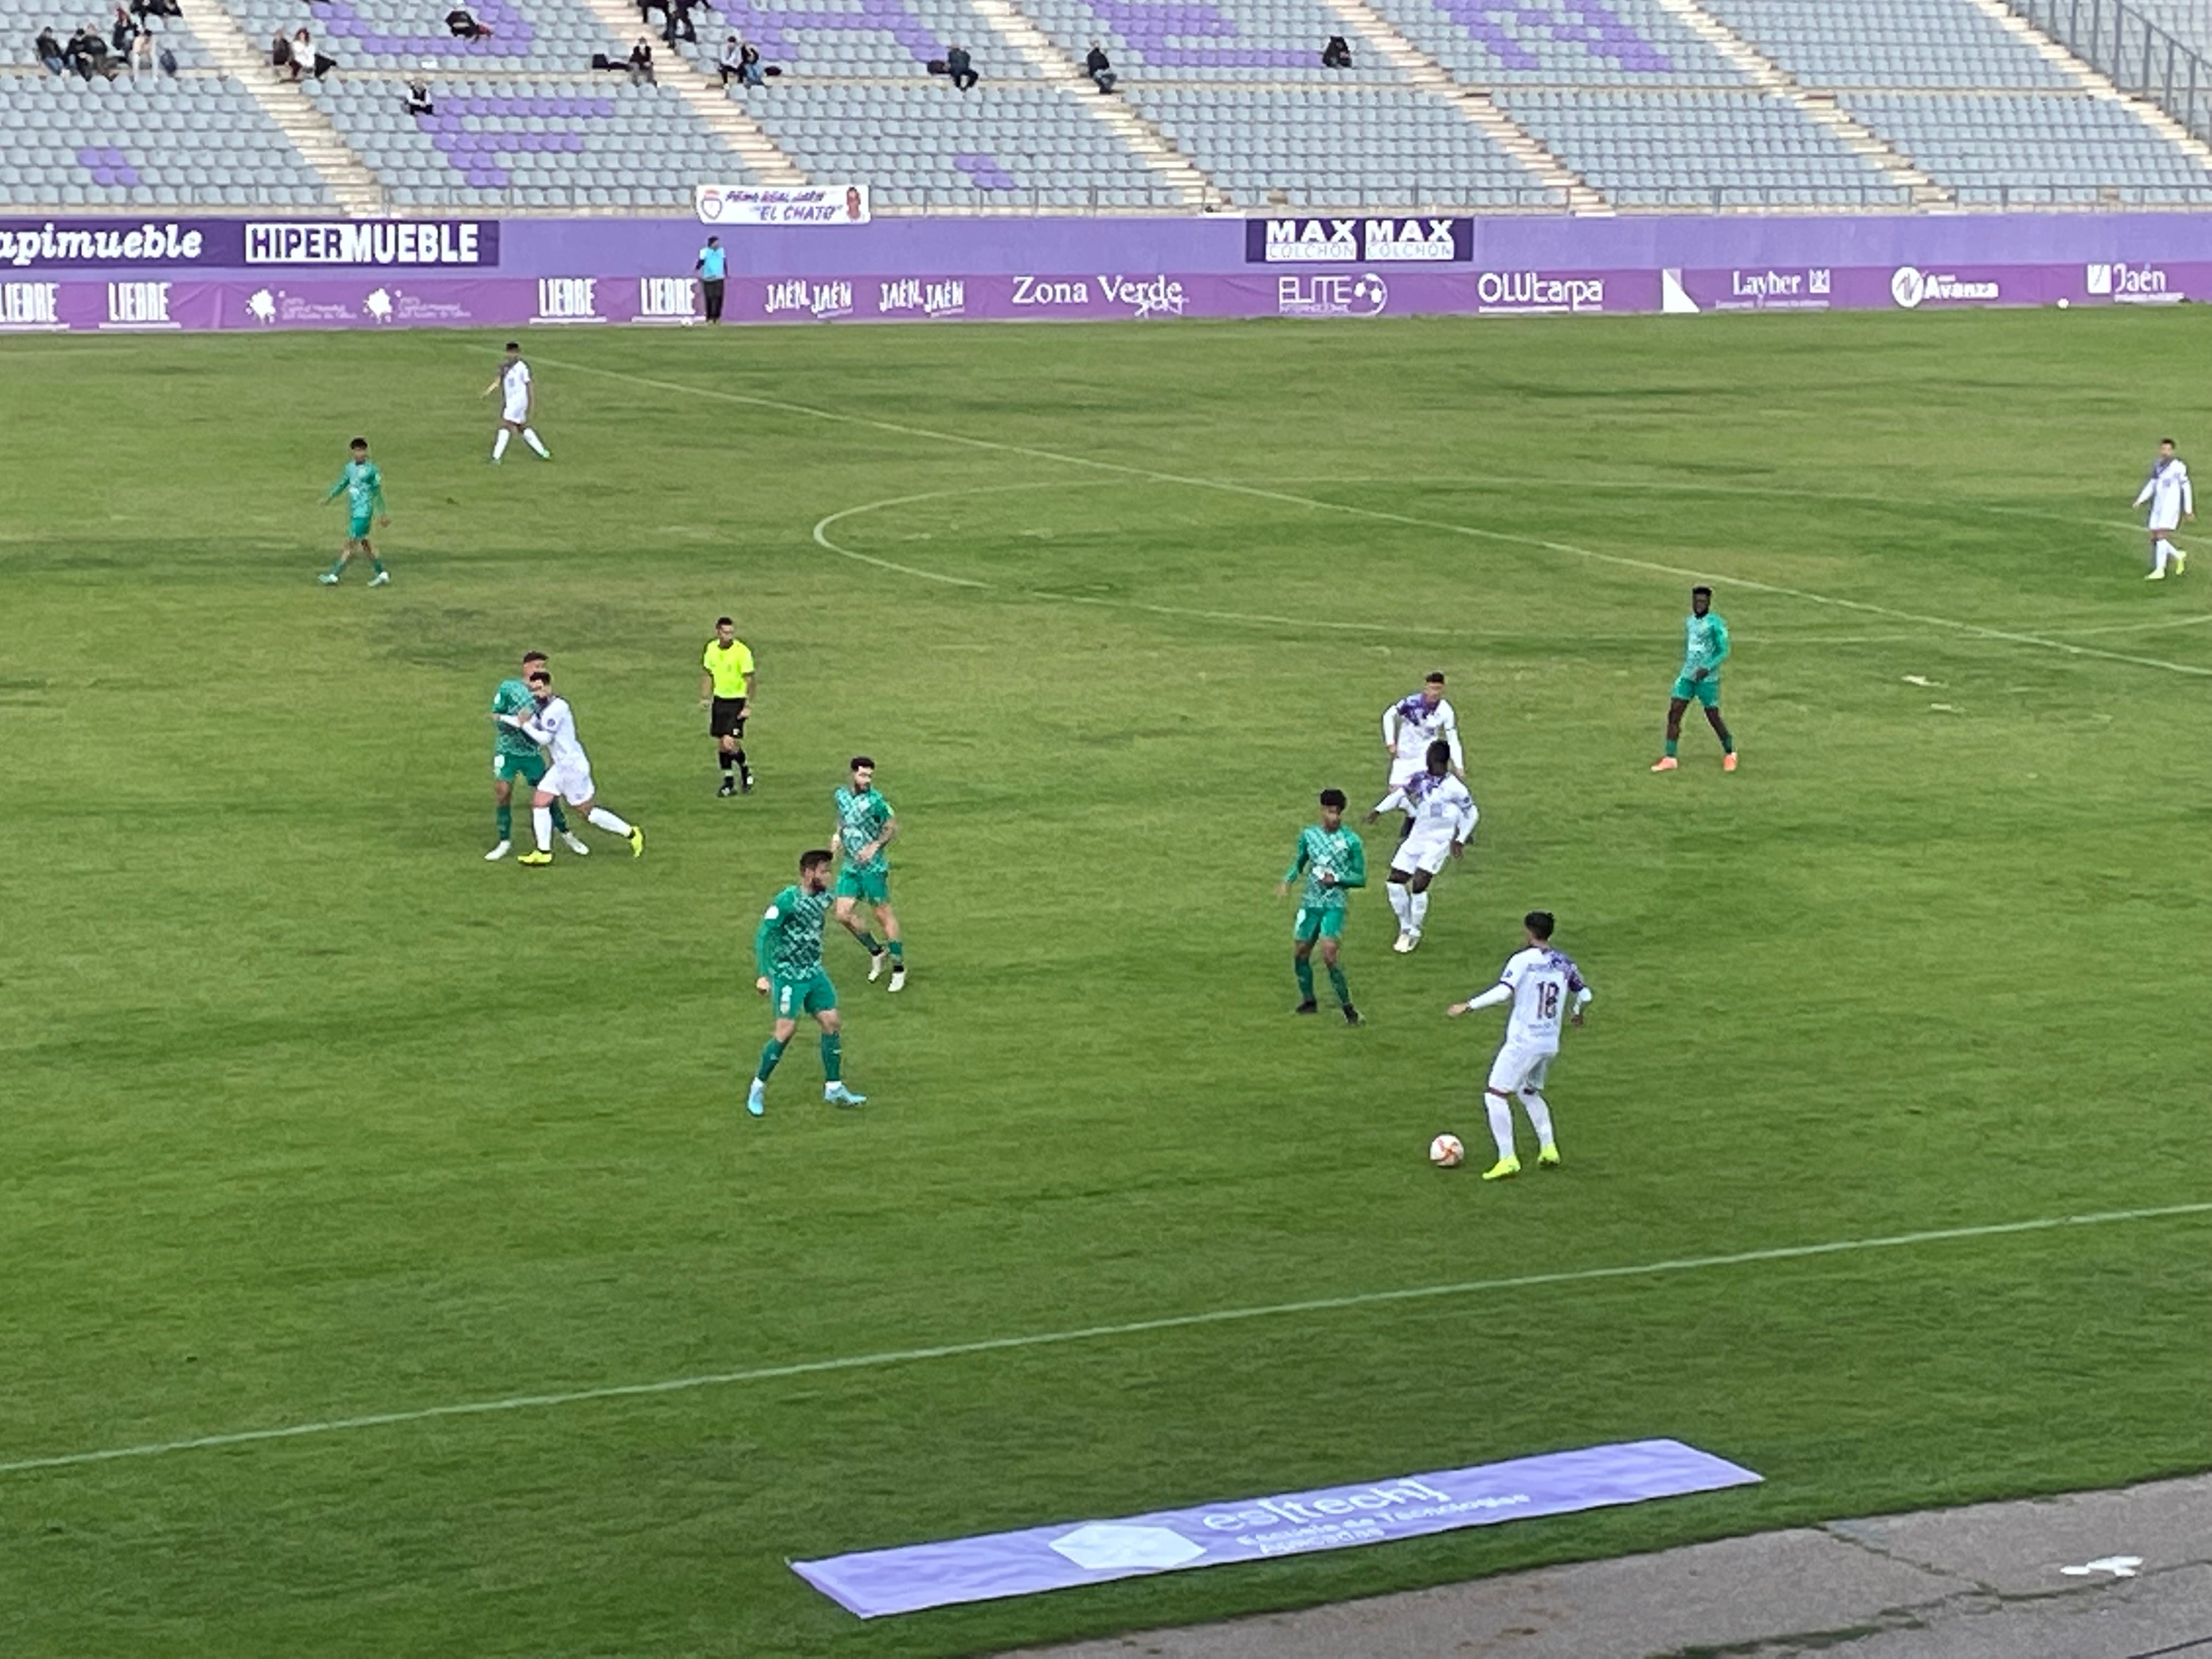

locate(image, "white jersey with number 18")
(1497, 945), (1589, 1051)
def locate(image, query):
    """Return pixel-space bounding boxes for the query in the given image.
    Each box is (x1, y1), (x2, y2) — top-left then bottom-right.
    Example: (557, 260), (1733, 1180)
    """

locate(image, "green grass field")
(4, 308), (2211, 1658)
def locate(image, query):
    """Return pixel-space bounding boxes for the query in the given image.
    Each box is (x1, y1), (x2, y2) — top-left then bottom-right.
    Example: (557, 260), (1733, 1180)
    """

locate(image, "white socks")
(586, 805), (631, 836)
(532, 804), (552, 851)
(1408, 891), (1429, 935)
(522, 427), (549, 458)
(493, 428), (511, 460)
(1484, 1093), (1516, 1162)
(1387, 883), (1411, 927)
(1518, 1090), (1556, 1149)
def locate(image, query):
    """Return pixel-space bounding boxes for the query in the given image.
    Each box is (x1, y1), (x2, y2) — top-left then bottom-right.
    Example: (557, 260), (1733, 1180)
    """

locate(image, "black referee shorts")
(709, 695), (748, 738)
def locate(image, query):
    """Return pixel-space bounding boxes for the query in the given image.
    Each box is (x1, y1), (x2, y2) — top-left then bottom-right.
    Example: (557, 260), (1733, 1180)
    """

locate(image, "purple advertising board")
(0, 212), (2207, 332)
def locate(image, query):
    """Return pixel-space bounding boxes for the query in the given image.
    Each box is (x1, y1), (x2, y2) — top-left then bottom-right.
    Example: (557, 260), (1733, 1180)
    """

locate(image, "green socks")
(1719, 727), (1735, 754)
(496, 802), (512, 838)
(1294, 956), (1315, 1001)
(1327, 964), (1350, 1007)
(856, 931), (882, 953)
(371, 557), (387, 575)
(820, 1031), (842, 1082)
(1664, 736), (1680, 758)
(888, 939), (904, 963)
(756, 1036), (787, 1082)
(550, 803), (570, 833)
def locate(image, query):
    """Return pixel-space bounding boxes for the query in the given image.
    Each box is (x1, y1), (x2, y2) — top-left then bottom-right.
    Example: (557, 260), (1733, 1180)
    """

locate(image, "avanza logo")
(1477, 270), (1604, 313)
(1891, 266), (1999, 309)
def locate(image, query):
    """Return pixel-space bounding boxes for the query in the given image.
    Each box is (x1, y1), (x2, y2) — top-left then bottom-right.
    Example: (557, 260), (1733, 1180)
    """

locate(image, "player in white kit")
(1381, 673), (1464, 795)
(1447, 911), (1591, 1181)
(1364, 740), (1477, 953)
(2135, 437), (2191, 579)
(482, 341), (551, 463)
(497, 670), (643, 865)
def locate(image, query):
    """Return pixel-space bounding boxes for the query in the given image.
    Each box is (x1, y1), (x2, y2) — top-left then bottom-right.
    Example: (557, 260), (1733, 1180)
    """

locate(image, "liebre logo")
(1277, 273), (1389, 318)
(536, 276), (602, 323)
(105, 280), (172, 327)
(765, 278), (853, 319)
(0, 280), (62, 329)
(637, 275), (695, 321)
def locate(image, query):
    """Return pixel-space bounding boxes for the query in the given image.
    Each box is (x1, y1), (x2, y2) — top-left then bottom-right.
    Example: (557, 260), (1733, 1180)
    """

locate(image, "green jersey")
(492, 677), (539, 758)
(1681, 610), (1730, 679)
(834, 785), (894, 874)
(1284, 824), (1366, 910)
(757, 883), (830, 979)
(327, 458), (386, 516)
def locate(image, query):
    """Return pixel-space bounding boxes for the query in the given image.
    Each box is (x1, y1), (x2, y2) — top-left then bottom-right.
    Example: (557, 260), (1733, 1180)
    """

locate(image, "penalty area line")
(4, 1199), (2209, 1480)
(538, 358), (2212, 680)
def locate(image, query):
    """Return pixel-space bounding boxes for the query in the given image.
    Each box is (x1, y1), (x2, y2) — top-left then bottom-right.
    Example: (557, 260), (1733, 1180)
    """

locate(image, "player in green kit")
(748, 849), (866, 1116)
(318, 436), (391, 586)
(831, 755), (905, 992)
(486, 650), (586, 861)
(1278, 787), (1365, 1025)
(1652, 584), (1738, 773)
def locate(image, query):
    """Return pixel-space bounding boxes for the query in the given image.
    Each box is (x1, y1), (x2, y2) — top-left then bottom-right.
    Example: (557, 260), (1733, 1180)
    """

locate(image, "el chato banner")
(7, 212), (2212, 330)
(791, 1439), (1761, 1619)
(695, 184), (871, 225)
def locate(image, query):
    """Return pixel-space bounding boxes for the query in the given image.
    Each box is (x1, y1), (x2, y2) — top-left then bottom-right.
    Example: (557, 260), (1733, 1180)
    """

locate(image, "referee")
(700, 615), (756, 795)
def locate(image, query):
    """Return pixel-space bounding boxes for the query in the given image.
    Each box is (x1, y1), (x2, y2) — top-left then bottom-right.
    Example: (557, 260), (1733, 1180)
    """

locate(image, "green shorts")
(771, 969), (837, 1019)
(1671, 673), (1722, 708)
(1292, 903), (1347, 943)
(493, 749), (549, 785)
(834, 866), (890, 905)
(349, 514), (374, 541)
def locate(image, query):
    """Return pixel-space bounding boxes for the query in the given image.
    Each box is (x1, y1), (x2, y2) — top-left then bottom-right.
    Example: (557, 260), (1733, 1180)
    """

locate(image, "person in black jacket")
(1321, 33), (1351, 67)
(36, 25), (66, 70)
(945, 41), (974, 89)
(1084, 39), (1115, 91)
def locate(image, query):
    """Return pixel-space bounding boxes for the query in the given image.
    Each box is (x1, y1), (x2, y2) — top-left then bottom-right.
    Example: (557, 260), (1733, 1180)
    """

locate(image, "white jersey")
(500, 358), (533, 419)
(518, 695), (588, 774)
(1375, 771), (1477, 845)
(1491, 945), (1590, 1052)
(1383, 691), (1462, 774)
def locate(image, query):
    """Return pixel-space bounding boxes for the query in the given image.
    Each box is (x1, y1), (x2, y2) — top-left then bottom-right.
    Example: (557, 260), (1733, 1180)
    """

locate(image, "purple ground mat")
(792, 1437), (1759, 1619)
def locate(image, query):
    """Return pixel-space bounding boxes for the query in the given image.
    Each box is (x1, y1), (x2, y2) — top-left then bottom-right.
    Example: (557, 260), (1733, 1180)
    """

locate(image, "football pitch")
(5, 308), (2211, 1657)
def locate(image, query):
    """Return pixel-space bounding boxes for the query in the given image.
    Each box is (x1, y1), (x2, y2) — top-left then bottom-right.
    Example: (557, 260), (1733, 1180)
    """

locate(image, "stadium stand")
(308, 74), (764, 208)
(6, 0), (2212, 212)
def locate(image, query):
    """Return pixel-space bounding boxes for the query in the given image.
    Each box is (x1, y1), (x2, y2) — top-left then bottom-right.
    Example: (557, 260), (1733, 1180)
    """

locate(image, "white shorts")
(1387, 751), (1430, 791)
(538, 762), (595, 806)
(2149, 510), (2183, 534)
(503, 399), (531, 425)
(1391, 832), (1455, 877)
(1486, 1039), (1555, 1096)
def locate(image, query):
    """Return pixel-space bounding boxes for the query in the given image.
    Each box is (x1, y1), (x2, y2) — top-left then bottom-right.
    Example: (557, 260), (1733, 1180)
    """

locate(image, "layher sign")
(3, 212), (2212, 328)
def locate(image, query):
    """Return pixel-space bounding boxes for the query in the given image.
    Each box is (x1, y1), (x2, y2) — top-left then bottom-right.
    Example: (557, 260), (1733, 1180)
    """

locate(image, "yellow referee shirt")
(704, 636), (755, 699)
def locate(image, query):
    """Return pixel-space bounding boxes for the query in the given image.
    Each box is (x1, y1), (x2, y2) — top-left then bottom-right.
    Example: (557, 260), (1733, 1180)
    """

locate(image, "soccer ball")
(1429, 1133), (1464, 1169)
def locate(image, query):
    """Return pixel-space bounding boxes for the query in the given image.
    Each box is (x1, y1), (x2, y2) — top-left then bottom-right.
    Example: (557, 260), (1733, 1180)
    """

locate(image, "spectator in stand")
(627, 35), (654, 81)
(695, 234), (726, 323)
(739, 37), (761, 82)
(945, 40), (974, 89)
(404, 69), (434, 111)
(109, 5), (136, 58)
(131, 19), (154, 70)
(271, 24), (297, 76)
(661, 0), (694, 44)
(445, 6), (493, 37)
(70, 21), (119, 77)
(1084, 38), (1114, 92)
(715, 31), (740, 81)
(1321, 32), (1351, 67)
(36, 24), (67, 70)
(297, 25), (336, 78)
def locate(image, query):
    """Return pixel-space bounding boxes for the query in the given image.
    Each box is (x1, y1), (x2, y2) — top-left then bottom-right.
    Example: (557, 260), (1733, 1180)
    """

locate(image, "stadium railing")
(2006, 0), (2212, 145)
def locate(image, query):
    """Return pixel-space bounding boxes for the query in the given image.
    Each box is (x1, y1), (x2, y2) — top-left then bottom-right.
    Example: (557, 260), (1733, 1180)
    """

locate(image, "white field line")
(5, 1199), (2209, 1480)
(538, 359), (2212, 679)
